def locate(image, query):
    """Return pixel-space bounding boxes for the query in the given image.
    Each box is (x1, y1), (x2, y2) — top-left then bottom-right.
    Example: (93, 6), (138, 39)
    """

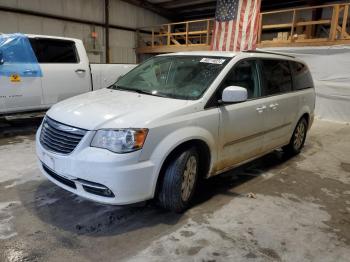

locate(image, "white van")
(36, 51), (315, 212)
(0, 34), (136, 116)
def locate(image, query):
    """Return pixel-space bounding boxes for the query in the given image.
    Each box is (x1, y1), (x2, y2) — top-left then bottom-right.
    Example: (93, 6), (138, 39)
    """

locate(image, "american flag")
(211, 0), (261, 51)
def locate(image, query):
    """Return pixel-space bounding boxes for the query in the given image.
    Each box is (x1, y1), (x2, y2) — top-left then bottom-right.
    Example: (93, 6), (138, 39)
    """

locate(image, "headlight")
(91, 128), (148, 153)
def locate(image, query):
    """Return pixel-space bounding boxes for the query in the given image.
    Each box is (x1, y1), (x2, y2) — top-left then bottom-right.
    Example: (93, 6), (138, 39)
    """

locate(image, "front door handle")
(23, 69), (38, 75)
(256, 105), (266, 113)
(75, 69), (86, 73)
(269, 103), (279, 110)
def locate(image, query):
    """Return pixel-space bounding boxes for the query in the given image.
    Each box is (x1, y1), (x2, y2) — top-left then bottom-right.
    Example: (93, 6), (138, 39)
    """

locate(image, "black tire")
(157, 147), (199, 213)
(283, 117), (308, 156)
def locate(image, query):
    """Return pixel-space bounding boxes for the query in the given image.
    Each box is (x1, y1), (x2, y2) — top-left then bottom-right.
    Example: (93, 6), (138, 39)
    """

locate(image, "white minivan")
(36, 51), (315, 212)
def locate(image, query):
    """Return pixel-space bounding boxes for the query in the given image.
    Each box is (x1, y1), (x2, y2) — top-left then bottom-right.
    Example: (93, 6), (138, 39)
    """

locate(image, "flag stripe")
(236, 0), (248, 51)
(244, 0), (255, 50)
(242, 0), (253, 50)
(233, 0), (243, 51)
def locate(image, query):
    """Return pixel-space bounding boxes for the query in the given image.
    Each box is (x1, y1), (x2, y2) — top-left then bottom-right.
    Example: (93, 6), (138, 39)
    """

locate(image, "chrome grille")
(40, 117), (87, 154)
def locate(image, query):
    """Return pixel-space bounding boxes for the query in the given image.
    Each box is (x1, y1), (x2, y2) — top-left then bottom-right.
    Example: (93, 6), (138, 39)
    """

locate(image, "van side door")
(29, 38), (91, 106)
(258, 59), (298, 151)
(217, 59), (265, 172)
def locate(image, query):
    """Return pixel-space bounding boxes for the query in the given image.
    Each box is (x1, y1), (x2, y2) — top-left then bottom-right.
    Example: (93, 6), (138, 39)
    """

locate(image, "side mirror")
(221, 86), (248, 103)
(0, 52), (4, 65)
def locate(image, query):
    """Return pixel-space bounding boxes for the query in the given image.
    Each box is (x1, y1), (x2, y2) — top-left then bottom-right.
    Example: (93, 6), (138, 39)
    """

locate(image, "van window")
(29, 38), (78, 63)
(220, 60), (260, 99)
(290, 61), (314, 90)
(260, 59), (292, 96)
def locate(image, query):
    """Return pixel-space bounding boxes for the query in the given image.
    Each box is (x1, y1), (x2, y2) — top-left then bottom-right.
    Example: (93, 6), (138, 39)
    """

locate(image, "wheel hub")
(181, 156), (197, 202)
(294, 121), (306, 149)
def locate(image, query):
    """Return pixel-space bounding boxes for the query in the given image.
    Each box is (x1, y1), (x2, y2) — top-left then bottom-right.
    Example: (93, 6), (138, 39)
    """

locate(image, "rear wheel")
(283, 117), (308, 155)
(157, 147), (199, 213)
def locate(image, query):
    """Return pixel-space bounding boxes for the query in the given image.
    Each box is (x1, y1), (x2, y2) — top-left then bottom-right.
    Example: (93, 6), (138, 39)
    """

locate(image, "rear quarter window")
(290, 61), (314, 90)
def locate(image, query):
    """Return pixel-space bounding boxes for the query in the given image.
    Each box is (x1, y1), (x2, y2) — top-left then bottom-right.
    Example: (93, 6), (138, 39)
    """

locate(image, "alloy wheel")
(181, 155), (197, 202)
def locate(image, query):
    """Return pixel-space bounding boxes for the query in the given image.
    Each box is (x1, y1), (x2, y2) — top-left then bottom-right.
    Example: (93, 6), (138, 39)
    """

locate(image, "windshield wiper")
(110, 85), (169, 98)
(134, 89), (169, 98)
(109, 85), (135, 92)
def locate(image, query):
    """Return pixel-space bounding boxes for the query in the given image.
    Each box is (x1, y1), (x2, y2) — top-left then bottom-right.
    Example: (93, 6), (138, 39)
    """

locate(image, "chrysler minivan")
(36, 51), (315, 212)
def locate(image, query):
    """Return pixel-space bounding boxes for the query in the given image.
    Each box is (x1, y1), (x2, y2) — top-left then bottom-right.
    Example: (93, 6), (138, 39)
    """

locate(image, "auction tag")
(10, 74), (21, 82)
(200, 58), (226, 64)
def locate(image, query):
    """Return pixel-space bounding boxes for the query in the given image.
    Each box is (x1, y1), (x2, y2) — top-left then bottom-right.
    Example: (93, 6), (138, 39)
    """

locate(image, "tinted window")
(261, 59), (292, 96)
(29, 38), (78, 63)
(290, 61), (314, 90)
(220, 60), (260, 99)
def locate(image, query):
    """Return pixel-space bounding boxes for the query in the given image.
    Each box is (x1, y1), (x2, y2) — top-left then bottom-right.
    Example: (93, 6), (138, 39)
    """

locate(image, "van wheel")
(283, 117), (308, 155)
(157, 147), (199, 213)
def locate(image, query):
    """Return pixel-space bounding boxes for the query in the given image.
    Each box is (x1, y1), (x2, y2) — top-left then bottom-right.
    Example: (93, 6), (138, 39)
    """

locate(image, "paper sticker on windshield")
(10, 74), (21, 82)
(200, 58), (226, 64)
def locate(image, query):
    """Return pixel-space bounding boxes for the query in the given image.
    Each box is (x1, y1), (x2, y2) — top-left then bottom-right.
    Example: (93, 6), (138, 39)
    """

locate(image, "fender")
(147, 126), (218, 197)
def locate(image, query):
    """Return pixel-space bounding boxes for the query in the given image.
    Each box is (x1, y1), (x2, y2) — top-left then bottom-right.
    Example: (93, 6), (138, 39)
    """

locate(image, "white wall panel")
(0, 0), (104, 22)
(110, 0), (168, 28)
(18, 14), (43, 34)
(0, 0), (169, 63)
(0, 11), (19, 33)
(110, 28), (136, 63)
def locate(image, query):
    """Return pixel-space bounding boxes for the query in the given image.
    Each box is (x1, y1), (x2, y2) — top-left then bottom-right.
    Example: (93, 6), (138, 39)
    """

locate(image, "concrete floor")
(0, 118), (349, 262)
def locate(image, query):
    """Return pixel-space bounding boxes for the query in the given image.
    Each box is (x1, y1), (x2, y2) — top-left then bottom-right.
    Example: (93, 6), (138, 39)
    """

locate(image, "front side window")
(260, 59), (292, 96)
(220, 60), (260, 100)
(113, 56), (231, 100)
(29, 38), (78, 63)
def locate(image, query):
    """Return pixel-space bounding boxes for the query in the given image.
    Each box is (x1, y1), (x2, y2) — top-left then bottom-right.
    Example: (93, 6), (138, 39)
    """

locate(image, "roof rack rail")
(243, 50), (295, 59)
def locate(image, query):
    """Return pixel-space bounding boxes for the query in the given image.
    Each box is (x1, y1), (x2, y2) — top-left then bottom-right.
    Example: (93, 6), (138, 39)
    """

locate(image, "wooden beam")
(185, 22), (189, 46)
(291, 10), (296, 42)
(330, 4), (340, 40)
(296, 20), (331, 26)
(206, 19), (210, 45)
(337, 25), (350, 38)
(341, 5), (349, 39)
(258, 39), (350, 48)
(262, 23), (293, 29)
(167, 24), (171, 46)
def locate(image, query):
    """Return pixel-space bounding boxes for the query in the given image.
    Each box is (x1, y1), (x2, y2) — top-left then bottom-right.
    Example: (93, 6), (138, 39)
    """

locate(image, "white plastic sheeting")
(262, 45), (350, 123)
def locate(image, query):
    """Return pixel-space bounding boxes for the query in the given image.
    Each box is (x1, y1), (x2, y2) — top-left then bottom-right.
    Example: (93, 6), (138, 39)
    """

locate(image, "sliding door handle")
(75, 69), (86, 73)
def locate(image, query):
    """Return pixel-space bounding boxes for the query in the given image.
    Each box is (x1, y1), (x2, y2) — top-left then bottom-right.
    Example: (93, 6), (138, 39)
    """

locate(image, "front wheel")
(157, 147), (199, 213)
(283, 117), (308, 155)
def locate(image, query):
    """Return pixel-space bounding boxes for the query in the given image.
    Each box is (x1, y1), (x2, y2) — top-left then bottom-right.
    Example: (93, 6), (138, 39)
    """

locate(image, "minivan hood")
(47, 88), (191, 130)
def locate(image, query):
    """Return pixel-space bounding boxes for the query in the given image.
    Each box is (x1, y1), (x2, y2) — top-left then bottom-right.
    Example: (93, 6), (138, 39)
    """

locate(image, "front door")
(0, 35), (43, 114)
(217, 59), (266, 172)
(29, 38), (91, 106)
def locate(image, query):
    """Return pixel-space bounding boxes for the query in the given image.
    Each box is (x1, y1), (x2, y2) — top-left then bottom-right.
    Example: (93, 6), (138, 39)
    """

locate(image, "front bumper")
(36, 126), (156, 205)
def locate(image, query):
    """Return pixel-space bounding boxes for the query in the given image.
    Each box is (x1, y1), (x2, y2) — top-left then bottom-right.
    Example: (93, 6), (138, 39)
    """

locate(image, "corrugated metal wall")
(0, 0), (168, 63)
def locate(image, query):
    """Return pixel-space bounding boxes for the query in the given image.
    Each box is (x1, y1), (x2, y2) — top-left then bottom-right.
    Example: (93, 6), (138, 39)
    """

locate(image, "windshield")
(111, 55), (231, 100)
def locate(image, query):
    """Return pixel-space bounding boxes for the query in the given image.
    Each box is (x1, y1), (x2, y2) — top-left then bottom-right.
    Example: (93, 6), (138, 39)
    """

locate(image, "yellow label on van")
(10, 74), (21, 82)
